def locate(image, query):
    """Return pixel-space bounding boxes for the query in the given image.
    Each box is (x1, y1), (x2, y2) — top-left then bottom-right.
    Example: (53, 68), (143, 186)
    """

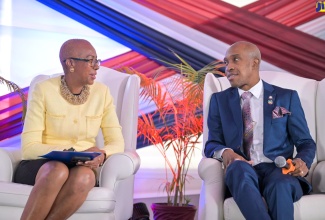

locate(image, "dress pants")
(225, 160), (303, 220)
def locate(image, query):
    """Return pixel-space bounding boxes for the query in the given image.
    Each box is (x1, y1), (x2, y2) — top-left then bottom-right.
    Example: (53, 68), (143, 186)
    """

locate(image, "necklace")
(60, 76), (90, 105)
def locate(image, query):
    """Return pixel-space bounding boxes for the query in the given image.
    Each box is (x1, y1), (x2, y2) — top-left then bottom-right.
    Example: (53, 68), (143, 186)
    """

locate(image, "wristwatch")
(213, 150), (223, 162)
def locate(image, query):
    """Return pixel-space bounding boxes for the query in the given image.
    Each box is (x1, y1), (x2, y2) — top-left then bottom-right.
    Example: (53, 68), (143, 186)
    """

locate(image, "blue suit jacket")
(205, 81), (316, 170)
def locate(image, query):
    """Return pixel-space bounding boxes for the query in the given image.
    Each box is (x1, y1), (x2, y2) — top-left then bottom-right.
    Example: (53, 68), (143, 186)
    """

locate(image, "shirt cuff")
(213, 148), (232, 161)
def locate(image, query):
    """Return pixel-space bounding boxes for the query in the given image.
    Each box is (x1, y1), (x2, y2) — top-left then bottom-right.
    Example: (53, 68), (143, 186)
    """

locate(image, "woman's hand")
(77, 146), (106, 169)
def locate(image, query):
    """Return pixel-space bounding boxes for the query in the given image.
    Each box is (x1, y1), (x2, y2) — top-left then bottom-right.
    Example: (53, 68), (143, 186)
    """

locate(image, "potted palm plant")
(120, 52), (224, 220)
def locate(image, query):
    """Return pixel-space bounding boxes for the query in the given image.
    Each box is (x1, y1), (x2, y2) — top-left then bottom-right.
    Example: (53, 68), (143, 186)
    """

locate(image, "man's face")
(223, 44), (258, 91)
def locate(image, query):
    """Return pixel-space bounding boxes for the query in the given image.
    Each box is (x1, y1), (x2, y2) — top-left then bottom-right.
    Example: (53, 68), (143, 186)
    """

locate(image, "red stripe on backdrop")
(101, 51), (176, 80)
(133, 0), (325, 80)
(0, 89), (28, 120)
(0, 89), (28, 141)
(244, 0), (324, 27)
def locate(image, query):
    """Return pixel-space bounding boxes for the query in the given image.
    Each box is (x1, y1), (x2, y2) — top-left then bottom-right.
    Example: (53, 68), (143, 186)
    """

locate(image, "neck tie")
(242, 92), (253, 160)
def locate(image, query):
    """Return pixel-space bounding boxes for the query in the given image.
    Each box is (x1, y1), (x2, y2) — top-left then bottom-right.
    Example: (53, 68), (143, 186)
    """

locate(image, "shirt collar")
(238, 79), (263, 99)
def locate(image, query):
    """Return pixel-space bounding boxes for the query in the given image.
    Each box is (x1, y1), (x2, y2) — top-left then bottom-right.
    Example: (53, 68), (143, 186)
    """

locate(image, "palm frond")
(0, 76), (27, 121)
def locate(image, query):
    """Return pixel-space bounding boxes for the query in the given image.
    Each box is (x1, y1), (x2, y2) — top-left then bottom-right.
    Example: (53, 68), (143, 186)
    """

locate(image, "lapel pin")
(268, 96), (273, 105)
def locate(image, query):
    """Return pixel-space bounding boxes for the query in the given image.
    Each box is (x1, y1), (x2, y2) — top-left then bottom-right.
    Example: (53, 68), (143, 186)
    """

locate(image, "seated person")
(14, 39), (124, 220)
(205, 41), (316, 220)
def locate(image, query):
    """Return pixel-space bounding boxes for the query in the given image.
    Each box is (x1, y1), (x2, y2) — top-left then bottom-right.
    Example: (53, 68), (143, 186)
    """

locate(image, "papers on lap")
(40, 151), (101, 163)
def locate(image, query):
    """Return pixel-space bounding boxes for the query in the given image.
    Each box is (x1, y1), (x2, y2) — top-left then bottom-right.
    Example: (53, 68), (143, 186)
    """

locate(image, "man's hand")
(290, 158), (308, 177)
(222, 149), (253, 170)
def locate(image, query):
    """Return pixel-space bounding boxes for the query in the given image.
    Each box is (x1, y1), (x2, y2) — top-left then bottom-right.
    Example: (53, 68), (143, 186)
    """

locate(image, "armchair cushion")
(223, 194), (325, 220)
(0, 182), (115, 212)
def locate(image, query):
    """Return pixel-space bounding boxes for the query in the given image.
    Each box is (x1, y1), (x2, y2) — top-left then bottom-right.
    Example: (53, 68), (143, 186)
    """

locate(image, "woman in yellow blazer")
(14, 39), (124, 220)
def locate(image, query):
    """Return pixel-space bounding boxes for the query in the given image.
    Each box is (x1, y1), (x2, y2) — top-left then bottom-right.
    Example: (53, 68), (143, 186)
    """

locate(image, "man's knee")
(225, 161), (257, 186)
(226, 161), (254, 177)
(263, 175), (303, 202)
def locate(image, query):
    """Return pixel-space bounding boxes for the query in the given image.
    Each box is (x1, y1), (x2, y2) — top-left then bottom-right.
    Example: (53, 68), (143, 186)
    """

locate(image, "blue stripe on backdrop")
(36, 0), (216, 70)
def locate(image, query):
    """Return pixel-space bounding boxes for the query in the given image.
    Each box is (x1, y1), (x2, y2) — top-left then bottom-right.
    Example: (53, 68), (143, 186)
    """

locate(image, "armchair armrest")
(0, 136), (22, 182)
(98, 151), (140, 220)
(99, 151), (141, 188)
(312, 160), (325, 193)
(198, 157), (225, 220)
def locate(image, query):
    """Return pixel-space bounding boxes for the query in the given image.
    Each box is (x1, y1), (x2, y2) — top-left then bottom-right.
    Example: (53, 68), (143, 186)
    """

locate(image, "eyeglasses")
(64, 57), (101, 67)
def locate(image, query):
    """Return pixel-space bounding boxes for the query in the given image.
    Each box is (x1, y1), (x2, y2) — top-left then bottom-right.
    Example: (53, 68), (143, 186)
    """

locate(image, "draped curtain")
(134, 0), (325, 80)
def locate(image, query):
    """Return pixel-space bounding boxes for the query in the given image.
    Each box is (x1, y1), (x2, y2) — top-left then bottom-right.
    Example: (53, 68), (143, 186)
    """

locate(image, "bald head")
(228, 41), (261, 66)
(224, 41), (261, 90)
(59, 39), (94, 63)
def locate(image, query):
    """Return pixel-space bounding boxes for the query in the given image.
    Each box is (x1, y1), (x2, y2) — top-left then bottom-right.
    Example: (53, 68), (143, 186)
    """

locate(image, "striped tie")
(242, 92), (253, 160)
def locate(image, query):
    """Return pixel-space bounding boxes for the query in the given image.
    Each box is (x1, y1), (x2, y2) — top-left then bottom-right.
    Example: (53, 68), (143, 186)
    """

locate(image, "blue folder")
(40, 151), (101, 163)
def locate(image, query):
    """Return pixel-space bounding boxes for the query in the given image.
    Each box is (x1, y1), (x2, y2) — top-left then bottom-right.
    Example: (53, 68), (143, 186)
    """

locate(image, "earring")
(70, 67), (74, 73)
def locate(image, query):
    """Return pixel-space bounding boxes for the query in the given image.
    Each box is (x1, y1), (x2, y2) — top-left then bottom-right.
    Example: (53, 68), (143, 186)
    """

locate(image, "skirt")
(13, 159), (77, 186)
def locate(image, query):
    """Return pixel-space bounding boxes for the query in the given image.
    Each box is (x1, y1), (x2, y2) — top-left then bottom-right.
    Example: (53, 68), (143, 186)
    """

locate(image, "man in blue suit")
(204, 41), (316, 220)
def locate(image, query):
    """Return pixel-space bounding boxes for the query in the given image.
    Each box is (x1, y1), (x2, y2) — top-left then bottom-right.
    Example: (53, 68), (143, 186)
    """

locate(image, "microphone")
(274, 156), (295, 174)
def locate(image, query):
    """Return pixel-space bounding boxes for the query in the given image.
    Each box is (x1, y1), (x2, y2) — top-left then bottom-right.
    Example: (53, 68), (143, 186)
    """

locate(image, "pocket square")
(272, 106), (291, 119)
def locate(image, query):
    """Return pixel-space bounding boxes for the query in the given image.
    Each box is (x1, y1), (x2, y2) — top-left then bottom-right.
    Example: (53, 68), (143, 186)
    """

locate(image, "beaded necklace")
(60, 76), (89, 105)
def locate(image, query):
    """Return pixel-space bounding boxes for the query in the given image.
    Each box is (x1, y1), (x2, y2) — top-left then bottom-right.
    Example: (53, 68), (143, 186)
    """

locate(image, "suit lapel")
(263, 81), (276, 143)
(228, 88), (243, 138)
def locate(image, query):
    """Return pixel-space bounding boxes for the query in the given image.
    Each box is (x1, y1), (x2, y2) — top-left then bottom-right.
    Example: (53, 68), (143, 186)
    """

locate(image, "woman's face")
(70, 42), (99, 86)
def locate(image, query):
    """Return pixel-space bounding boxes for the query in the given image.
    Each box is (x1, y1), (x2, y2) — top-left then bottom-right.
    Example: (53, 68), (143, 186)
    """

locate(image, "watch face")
(213, 150), (223, 162)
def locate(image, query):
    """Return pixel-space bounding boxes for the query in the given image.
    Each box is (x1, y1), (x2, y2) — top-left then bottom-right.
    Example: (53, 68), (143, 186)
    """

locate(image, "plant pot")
(151, 203), (197, 220)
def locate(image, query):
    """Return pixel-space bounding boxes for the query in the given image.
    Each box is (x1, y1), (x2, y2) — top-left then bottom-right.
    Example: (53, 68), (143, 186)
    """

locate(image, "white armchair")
(198, 71), (325, 220)
(0, 67), (141, 220)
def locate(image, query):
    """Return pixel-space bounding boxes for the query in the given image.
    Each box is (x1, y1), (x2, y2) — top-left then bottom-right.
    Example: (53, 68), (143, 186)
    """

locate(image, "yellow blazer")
(22, 76), (124, 160)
